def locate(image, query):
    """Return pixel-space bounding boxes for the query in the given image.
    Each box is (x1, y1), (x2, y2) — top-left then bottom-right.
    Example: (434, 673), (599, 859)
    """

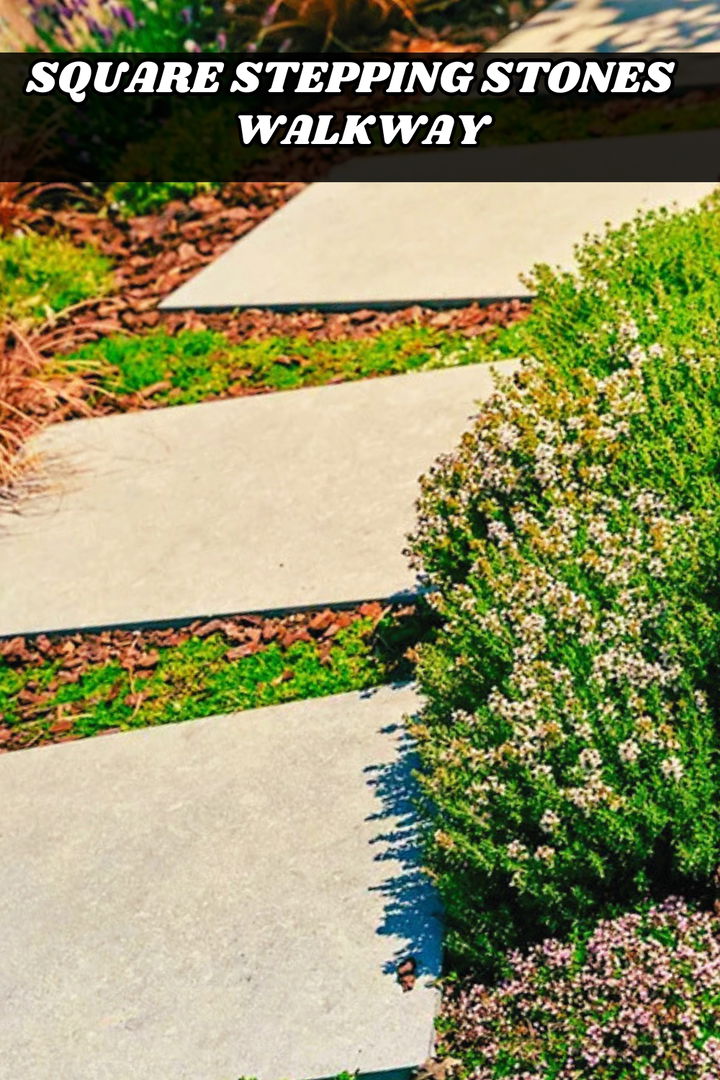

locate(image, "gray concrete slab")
(495, 0), (720, 52)
(0, 361), (515, 636)
(0, 684), (441, 1080)
(159, 182), (715, 312)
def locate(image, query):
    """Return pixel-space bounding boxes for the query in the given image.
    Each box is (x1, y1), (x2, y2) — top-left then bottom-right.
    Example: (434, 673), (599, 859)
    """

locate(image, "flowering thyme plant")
(408, 198), (720, 970)
(440, 898), (720, 1079)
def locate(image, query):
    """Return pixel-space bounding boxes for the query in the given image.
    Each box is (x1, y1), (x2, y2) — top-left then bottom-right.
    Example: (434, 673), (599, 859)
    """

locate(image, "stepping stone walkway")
(0, 684), (442, 1080)
(161, 0), (719, 314)
(9, 9), (719, 1079)
(495, 0), (720, 52)
(0, 362), (514, 637)
(160, 182), (715, 312)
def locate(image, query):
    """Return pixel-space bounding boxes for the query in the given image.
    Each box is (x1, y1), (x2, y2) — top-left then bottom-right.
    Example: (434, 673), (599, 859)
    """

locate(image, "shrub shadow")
(364, 711), (443, 982)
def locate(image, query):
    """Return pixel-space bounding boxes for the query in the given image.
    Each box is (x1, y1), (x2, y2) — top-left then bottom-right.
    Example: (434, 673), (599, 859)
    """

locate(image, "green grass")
(55, 324), (497, 405)
(0, 610), (426, 745)
(0, 232), (113, 325)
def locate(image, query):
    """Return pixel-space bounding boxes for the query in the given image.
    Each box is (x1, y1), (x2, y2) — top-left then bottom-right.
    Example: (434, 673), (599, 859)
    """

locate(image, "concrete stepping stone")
(495, 0), (720, 52)
(0, 362), (514, 636)
(0, 684), (441, 1080)
(159, 182), (714, 312)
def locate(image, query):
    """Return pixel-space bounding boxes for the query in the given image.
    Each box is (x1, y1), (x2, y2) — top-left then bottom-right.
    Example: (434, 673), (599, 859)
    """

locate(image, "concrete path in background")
(495, 0), (720, 52)
(159, 183), (714, 312)
(0, 684), (441, 1080)
(0, 362), (515, 637)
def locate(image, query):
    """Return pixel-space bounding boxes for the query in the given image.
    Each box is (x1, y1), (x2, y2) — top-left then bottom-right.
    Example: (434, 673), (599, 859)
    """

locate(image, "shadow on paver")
(498, 0), (720, 51)
(364, 708), (443, 982)
(592, 0), (720, 51)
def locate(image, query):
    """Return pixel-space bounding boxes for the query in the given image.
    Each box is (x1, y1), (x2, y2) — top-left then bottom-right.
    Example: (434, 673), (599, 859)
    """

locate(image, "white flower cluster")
(410, 337), (713, 892)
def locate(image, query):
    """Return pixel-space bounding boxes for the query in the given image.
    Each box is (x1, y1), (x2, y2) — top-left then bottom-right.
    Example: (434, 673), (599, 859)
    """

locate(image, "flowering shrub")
(408, 196), (720, 969)
(440, 898), (720, 1079)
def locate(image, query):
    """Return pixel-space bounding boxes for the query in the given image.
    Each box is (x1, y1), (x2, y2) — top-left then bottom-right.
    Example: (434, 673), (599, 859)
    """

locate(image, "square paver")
(159, 182), (715, 312)
(0, 362), (515, 636)
(494, 0), (720, 52)
(0, 684), (441, 1080)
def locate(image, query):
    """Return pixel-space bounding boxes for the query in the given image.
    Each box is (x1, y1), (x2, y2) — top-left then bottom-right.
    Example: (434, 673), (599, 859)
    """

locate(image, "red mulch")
(0, 599), (413, 752)
(0, 179), (531, 506)
(27, 181), (530, 415)
(0, 180), (529, 498)
(49, 180), (531, 349)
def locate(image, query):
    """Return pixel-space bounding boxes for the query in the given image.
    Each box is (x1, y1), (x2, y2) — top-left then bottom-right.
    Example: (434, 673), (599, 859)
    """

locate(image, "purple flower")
(117, 4), (137, 29)
(260, 0), (280, 28)
(442, 898), (720, 1078)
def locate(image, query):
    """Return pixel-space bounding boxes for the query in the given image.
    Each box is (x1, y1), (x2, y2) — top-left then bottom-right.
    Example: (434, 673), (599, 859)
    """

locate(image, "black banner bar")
(3, 52), (720, 180)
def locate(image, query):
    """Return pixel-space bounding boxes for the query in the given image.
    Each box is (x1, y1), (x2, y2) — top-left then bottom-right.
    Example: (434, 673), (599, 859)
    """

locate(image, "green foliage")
(106, 182), (221, 217)
(31, 0), (225, 52)
(56, 324), (492, 403)
(0, 612), (418, 743)
(408, 194), (720, 972)
(0, 232), (112, 325)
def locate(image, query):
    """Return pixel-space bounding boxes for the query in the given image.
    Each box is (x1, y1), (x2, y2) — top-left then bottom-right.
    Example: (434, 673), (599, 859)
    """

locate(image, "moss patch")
(53, 324), (496, 406)
(0, 604), (431, 750)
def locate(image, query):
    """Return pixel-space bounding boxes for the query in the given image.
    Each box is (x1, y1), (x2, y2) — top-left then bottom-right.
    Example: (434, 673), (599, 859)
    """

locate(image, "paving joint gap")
(0, 590), (429, 643)
(159, 294), (535, 313)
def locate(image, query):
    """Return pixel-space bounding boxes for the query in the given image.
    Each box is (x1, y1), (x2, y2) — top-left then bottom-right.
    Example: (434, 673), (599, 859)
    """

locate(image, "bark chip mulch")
(25, 181), (530, 414)
(0, 600), (422, 753)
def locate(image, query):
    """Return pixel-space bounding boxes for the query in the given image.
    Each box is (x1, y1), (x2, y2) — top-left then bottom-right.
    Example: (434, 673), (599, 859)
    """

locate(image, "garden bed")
(0, 600), (433, 751)
(0, 180), (529, 502)
(26, 0), (548, 55)
(52, 319), (525, 411)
